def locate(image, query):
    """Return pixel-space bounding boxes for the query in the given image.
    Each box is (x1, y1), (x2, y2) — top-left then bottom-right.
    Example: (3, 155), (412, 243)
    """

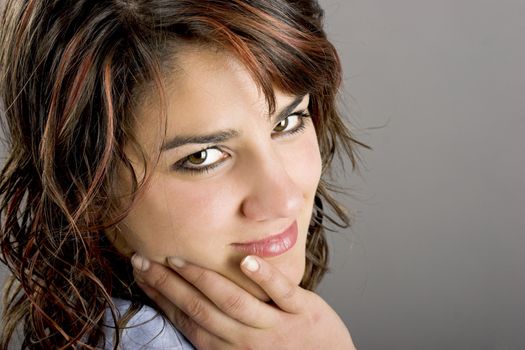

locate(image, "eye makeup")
(171, 109), (312, 176)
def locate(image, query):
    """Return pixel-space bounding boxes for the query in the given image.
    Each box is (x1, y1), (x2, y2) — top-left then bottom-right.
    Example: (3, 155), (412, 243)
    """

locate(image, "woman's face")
(116, 47), (322, 301)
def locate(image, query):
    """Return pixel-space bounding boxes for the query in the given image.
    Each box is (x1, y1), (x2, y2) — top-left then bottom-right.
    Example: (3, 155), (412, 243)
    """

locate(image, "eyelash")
(173, 109), (311, 176)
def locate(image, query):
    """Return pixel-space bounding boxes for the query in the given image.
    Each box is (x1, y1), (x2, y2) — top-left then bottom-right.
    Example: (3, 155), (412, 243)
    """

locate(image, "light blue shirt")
(102, 298), (196, 349)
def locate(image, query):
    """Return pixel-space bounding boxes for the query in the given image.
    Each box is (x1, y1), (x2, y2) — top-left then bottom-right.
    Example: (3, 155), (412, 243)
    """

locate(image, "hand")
(131, 254), (356, 350)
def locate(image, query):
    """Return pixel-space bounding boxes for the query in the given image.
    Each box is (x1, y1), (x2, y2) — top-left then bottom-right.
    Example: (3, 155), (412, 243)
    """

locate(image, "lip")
(231, 221), (298, 257)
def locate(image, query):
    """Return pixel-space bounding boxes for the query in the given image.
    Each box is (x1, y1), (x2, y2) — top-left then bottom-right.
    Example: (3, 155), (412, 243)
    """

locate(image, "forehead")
(167, 47), (266, 127)
(132, 46), (300, 149)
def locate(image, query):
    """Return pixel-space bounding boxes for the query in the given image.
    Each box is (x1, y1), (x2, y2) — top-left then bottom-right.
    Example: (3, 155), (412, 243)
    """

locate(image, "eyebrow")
(161, 95), (306, 151)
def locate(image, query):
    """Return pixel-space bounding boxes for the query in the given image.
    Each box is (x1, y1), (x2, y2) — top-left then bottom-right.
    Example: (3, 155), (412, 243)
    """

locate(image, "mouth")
(230, 221), (298, 257)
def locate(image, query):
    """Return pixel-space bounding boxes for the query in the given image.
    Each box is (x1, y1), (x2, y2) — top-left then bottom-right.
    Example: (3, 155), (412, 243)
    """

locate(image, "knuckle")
(185, 297), (209, 323)
(177, 314), (201, 345)
(191, 269), (211, 286)
(281, 283), (296, 300)
(175, 311), (193, 332)
(150, 269), (170, 289)
(261, 269), (277, 286)
(220, 294), (246, 315)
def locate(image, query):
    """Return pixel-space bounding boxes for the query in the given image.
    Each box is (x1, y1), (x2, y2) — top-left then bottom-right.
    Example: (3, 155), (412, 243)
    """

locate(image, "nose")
(240, 149), (304, 222)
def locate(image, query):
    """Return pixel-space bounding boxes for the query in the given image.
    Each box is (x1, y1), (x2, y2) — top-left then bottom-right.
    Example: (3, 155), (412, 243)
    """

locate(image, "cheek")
(119, 174), (235, 261)
(117, 126), (321, 267)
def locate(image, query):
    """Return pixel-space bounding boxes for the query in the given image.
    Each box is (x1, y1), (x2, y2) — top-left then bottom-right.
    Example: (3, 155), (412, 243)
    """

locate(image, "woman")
(0, 0), (366, 348)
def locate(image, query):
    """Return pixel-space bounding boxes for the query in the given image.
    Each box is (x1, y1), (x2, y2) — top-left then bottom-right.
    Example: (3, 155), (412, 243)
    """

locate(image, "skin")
(117, 46), (356, 349)
(116, 46), (320, 300)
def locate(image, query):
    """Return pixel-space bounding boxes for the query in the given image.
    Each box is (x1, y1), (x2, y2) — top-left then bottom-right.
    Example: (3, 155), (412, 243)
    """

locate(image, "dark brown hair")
(0, 0), (368, 348)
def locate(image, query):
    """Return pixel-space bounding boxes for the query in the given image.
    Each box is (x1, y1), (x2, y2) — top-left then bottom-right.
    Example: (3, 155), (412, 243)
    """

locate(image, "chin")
(243, 251), (306, 302)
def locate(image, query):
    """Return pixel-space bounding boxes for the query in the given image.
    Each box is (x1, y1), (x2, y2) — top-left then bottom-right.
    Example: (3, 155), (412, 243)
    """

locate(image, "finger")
(166, 256), (278, 329)
(137, 280), (229, 350)
(240, 255), (308, 314)
(131, 254), (243, 340)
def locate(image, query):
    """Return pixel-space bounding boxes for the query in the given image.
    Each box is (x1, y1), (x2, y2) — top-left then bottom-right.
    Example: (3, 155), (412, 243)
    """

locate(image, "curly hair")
(0, 0), (368, 348)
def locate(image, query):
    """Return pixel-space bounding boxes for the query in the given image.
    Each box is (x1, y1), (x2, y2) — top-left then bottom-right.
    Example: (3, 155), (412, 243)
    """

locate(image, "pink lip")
(231, 221), (298, 257)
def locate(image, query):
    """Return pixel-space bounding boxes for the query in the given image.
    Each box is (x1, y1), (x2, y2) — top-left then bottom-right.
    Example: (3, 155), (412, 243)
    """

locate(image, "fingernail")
(241, 256), (259, 272)
(167, 256), (185, 268)
(131, 254), (150, 272)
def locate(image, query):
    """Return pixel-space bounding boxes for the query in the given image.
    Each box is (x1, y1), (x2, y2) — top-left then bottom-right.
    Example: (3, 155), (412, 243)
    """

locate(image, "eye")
(272, 110), (310, 137)
(173, 147), (229, 175)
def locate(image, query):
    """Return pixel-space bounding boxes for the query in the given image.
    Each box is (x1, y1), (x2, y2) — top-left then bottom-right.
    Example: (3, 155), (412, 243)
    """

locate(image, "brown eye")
(273, 114), (304, 134)
(274, 118), (289, 132)
(188, 150), (207, 165)
(182, 148), (227, 169)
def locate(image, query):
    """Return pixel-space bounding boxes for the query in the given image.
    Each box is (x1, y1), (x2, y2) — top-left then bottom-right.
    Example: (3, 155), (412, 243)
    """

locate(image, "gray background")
(1, 0), (524, 349)
(316, 0), (525, 349)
